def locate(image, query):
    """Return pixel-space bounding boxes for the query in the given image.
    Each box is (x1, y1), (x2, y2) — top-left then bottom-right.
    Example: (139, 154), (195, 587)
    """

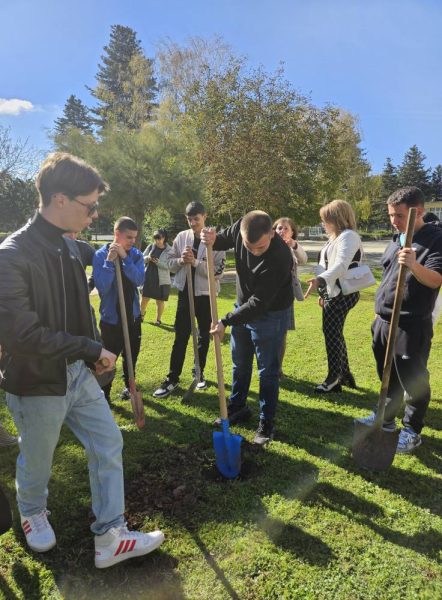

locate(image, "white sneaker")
(397, 427), (422, 454)
(95, 526), (165, 568)
(196, 373), (207, 390)
(354, 411), (397, 432)
(21, 510), (56, 552)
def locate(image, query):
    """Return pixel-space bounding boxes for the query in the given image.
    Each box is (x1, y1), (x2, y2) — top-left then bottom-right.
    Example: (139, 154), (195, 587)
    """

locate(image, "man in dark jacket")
(202, 211), (293, 445)
(0, 153), (164, 567)
(356, 187), (442, 453)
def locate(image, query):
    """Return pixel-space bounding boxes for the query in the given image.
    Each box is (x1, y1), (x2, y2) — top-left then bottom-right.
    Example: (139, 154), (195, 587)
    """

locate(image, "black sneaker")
(120, 388), (131, 400)
(153, 378), (179, 398)
(253, 420), (274, 445)
(315, 377), (342, 393)
(214, 404), (252, 426)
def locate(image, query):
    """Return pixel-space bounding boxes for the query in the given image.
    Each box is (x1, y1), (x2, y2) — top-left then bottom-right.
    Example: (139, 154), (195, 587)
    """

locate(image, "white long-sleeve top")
(317, 229), (362, 298)
(168, 229), (225, 295)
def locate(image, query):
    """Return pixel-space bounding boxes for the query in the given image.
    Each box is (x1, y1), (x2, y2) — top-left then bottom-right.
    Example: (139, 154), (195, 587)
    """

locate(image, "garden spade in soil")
(115, 258), (145, 429)
(206, 244), (242, 478)
(183, 263), (201, 401)
(352, 207), (416, 471)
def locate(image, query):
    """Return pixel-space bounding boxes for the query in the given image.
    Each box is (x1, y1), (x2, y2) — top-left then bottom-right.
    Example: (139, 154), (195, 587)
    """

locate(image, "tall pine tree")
(89, 25), (157, 130)
(54, 95), (93, 136)
(430, 165), (442, 202)
(370, 157), (398, 227)
(397, 145), (431, 197)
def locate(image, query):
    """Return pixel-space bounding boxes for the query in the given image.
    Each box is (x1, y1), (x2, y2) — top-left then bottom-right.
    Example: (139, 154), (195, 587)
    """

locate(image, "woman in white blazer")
(305, 200), (362, 392)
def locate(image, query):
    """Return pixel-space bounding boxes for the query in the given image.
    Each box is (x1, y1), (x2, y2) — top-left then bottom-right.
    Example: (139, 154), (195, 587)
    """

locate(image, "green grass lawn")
(1, 277), (441, 600)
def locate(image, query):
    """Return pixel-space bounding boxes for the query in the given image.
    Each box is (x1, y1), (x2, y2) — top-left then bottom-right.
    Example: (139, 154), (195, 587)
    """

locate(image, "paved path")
(221, 239), (390, 282)
(90, 240), (390, 291)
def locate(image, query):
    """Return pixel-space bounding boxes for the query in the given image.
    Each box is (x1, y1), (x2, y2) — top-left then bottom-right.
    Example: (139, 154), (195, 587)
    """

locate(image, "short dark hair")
(387, 186), (425, 208)
(185, 201), (206, 217)
(240, 211), (272, 243)
(114, 217), (138, 232)
(36, 152), (108, 207)
(153, 228), (168, 243)
(423, 211), (439, 223)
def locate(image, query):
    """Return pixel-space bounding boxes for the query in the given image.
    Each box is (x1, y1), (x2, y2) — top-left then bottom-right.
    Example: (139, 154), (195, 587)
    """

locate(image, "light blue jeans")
(7, 361), (125, 535)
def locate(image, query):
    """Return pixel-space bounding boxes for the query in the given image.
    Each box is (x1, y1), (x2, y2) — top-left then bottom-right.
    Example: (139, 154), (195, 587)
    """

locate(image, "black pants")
(372, 317), (432, 434)
(322, 291), (360, 380)
(100, 318), (142, 399)
(168, 292), (211, 381)
(0, 484), (12, 535)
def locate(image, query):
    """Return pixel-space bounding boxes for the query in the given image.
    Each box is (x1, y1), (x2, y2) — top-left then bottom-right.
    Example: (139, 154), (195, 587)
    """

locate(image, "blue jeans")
(229, 308), (289, 424)
(7, 361), (125, 535)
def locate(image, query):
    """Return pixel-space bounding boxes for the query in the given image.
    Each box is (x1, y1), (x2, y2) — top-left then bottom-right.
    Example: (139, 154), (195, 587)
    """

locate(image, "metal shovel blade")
(352, 422), (399, 471)
(213, 420), (242, 479)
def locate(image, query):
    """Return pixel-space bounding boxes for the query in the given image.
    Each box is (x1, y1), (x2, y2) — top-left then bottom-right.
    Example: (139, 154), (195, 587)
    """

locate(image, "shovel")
(115, 258), (145, 429)
(352, 207), (416, 471)
(206, 244), (242, 479)
(183, 263), (201, 401)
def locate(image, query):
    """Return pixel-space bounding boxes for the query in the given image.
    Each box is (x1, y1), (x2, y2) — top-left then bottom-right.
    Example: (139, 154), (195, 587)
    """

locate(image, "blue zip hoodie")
(93, 243), (144, 325)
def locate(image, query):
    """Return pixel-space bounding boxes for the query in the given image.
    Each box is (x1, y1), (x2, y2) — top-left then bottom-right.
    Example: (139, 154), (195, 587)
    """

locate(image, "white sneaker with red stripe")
(20, 510), (56, 552)
(94, 525), (165, 568)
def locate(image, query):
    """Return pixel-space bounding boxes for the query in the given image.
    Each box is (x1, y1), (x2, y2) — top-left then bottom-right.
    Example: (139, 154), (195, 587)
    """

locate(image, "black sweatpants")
(372, 317), (433, 434)
(100, 317), (142, 399)
(168, 291), (211, 381)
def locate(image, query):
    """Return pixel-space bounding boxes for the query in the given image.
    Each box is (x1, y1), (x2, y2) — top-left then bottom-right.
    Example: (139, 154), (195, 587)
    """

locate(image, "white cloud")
(0, 98), (34, 116)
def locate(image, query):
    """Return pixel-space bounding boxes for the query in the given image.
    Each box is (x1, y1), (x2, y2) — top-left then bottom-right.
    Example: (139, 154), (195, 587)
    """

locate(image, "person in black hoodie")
(356, 187), (442, 453)
(202, 211), (293, 445)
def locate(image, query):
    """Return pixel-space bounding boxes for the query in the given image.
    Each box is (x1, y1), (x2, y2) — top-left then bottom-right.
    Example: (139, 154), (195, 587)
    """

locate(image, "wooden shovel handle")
(186, 263), (200, 379)
(206, 245), (228, 420)
(115, 259), (135, 381)
(377, 207), (416, 422)
(115, 258), (145, 428)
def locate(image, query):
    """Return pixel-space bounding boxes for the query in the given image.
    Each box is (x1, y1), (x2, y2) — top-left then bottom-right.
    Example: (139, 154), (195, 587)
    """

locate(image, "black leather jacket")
(0, 219), (102, 396)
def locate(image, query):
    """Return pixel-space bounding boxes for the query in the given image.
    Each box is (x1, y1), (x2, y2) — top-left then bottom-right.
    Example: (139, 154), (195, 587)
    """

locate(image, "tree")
(53, 94), (94, 136)
(160, 45), (368, 225)
(397, 145), (431, 197)
(57, 121), (203, 243)
(89, 25), (157, 130)
(0, 174), (38, 231)
(369, 157), (398, 227)
(430, 165), (442, 202)
(0, 125), (40, 178)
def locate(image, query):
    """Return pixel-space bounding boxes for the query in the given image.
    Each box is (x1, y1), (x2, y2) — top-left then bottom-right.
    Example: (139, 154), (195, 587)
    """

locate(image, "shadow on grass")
(305, 481), (442, 561)
(0, 574), (18, 600)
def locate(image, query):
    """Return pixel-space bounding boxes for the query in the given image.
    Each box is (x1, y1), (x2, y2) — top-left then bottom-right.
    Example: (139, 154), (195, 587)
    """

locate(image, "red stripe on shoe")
(114, 540), (125, 556)
(23, 522), (32, 534)
(128, 539), (136, 552)
(122, 539), (131, 554)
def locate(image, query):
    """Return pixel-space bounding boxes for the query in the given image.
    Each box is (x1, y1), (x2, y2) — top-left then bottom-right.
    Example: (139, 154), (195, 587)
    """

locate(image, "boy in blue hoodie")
(93, 217), (144, 401)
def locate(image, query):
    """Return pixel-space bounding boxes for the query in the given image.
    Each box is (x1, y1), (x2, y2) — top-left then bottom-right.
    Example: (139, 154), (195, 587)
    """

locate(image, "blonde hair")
(319, 200), (357, 234)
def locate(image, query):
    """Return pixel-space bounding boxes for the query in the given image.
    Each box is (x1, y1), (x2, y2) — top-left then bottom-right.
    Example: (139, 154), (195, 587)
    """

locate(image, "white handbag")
(340, 245), (376, 295)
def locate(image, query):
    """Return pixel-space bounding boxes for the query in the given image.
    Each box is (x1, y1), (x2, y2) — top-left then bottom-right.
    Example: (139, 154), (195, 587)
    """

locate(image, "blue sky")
(1, 0), (441, 173)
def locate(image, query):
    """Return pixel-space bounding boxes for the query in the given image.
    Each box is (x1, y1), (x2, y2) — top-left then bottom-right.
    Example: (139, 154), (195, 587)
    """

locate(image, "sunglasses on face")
(71, 197), (99, 216)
